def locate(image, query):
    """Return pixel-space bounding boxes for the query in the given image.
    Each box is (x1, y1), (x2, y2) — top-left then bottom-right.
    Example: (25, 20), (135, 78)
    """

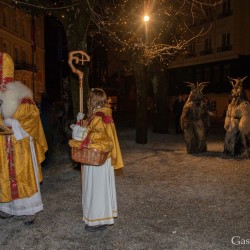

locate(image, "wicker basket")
(71, 147), (108, 166)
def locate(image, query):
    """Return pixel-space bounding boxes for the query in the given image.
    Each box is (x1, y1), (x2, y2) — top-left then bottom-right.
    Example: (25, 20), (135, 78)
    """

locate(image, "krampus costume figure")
(180, 82), (210, 154)
(224, 76), (250, 157)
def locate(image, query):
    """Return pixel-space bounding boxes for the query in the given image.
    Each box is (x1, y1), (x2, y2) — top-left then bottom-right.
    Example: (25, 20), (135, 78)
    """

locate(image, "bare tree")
(87, 0), (223, 143)
(9, 0), (223, 143)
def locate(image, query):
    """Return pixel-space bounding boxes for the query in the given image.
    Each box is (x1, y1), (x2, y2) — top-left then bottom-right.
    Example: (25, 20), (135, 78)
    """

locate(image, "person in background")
(0, 52), (48, 225)
(173, 94), (185, 134)
(203, 96), (215, 116)
(70, 88), (124, 232)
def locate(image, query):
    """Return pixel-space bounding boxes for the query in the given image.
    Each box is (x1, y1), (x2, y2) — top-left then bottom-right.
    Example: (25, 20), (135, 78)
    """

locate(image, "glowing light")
(144, 15), (150, 22)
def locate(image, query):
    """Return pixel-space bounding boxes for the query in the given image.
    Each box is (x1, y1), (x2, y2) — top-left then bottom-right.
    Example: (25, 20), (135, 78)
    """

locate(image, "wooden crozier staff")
(68, 50), (90, 116)
(68, 51), (90, 172)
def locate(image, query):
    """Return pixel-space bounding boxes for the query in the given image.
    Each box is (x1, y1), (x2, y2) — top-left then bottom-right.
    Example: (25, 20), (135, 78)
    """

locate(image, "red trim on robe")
(79, 137), (90, 149)
(6, 135), (19, 200)
(95, 112), (113, 124)
(78, 111), (113, 149)
(21, 98), (35, 105)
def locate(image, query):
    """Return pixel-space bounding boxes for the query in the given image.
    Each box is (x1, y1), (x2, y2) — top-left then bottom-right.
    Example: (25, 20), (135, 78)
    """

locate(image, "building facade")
(0, 3), (45, 103)
(168, 0), (250, 96)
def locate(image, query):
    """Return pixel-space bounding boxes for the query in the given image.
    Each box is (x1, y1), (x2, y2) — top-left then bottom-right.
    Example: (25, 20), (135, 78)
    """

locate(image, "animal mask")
(228, 76), (248, 99)
(185, 81), (208, 105)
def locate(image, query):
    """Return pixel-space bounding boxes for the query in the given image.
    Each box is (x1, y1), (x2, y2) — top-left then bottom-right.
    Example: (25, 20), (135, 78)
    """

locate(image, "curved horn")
(228, 76), (235, 88)
(229, 77), (238, 82)
(236, 76), (248, 88)
(240, 76), (248, 82)
(197, 82), (209, 92)
(184, 81), (196, 90)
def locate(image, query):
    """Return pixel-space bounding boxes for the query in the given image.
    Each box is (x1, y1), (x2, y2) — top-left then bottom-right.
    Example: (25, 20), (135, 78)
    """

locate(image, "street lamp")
(144, 15), (150, 22)
(143, 15), (150, 43)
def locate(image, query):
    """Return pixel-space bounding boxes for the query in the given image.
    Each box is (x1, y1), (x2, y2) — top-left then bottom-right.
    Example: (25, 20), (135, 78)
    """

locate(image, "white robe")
(82, 158), (117, 226)
(0, 119), (43, 216)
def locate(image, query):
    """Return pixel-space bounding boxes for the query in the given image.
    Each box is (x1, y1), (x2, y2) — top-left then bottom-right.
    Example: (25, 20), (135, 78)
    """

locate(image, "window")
(3, 11), (7, 27)
(205, 8), (213, 20)
(200, 38), (213, 55)
(14, 18), (18, 33)
(186, 42), (196, 58)
(205, 38), (212, 51)
(188, 42), (195, 53)
(217, 32), (232, 52)
(223, 64), (230, 80)
(204, 67), (210, 82)
(222, 33), (230, 48)
(3, 41), (10, 53)
(187, 69), (192, 81)
(3, 43), (7, 52)
(22, 49), (26, 62)
(223, 0), (231, 14)
(214, 66), (220, 84)
(218, 0), (232, 18)
(14, 48), (19, 61)
(196, 69), (201, 82)
(21, 22), (25, 36)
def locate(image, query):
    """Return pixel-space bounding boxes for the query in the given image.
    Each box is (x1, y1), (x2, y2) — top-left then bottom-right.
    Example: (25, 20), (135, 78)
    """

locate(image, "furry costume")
(224, 77), (250, 156)
(180, 82), (210, 154)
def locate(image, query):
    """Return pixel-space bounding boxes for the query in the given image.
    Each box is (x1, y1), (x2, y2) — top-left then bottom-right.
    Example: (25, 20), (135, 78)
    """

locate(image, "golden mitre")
(0, 52), (14, 85)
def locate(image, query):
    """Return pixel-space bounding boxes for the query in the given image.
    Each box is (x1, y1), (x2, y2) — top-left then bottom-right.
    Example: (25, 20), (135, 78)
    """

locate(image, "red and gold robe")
(69, 106), (123, 169)
(0, 98), (48, 203)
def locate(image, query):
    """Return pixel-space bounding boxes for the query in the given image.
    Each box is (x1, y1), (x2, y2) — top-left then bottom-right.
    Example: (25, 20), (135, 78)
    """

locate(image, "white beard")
(0, 81), (33, 118)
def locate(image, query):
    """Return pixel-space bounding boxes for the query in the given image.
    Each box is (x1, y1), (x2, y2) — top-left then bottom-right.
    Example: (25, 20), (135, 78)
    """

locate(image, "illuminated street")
(1, 117), (249, 250)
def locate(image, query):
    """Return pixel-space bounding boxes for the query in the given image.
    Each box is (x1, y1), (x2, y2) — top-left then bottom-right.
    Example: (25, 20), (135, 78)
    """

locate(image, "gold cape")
(0, 99), (48, 203)
(69, 106), (124, 169)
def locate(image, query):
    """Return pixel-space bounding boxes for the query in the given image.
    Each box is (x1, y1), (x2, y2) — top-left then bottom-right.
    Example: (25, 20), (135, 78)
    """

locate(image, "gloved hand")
(70, 124), (87, 141)
(77, 112), (85, 121)
(4, 118), (12, 127)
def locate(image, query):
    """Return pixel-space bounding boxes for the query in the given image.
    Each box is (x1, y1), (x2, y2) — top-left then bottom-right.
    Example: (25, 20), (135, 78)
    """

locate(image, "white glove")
(4, 118), (12, 127)
(4, 118), (29, 140)
(70, 124), (87, 141)
(77, 112), (85, 121)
